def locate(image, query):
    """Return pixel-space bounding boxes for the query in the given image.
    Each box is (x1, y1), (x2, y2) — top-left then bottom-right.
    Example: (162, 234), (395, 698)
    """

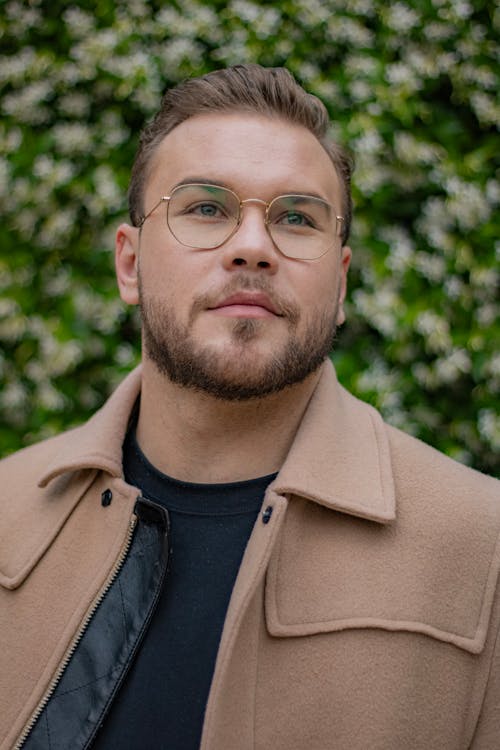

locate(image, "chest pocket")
(264, 496), (498, 655)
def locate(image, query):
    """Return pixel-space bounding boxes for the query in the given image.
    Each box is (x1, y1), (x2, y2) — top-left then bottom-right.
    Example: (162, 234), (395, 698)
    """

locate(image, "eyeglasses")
(137, 183), (344, 261)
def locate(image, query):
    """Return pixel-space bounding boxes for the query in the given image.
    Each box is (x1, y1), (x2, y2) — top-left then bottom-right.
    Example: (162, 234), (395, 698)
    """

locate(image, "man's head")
(128, 64), (353, 245)
(116, 65), (352, 401)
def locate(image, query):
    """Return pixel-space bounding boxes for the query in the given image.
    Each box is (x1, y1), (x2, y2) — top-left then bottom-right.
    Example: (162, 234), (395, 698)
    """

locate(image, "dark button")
(262, 506), (273, 524)
(101, 489), (113, 507)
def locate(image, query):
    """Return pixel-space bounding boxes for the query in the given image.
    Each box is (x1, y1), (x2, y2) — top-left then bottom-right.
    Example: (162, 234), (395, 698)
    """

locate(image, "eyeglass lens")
(166, 184), (338, 259)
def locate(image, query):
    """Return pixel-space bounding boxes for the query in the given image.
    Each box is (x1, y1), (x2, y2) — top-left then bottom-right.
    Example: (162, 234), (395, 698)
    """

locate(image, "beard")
(139, 274), (339, 401)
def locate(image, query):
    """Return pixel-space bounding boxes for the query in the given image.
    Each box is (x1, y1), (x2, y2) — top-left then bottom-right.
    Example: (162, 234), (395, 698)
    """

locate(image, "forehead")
(145, 112), (343, 207)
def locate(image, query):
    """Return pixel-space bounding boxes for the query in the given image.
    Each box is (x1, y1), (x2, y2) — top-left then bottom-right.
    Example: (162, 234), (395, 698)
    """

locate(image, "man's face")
(117, 112), (351, 399)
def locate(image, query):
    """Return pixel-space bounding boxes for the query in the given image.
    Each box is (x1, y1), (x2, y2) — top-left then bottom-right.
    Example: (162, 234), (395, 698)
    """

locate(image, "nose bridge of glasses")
(227, 197), (281, 258)
(240, 197), (269, 217)
(240, 197), (268, 208)
(238, 198), (274, 233)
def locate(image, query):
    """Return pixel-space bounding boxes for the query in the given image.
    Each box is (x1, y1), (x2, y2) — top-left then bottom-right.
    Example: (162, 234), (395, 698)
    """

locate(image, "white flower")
(470, 92), (500, 127)
(394, 132), (444, 166)
(36, 382), (67, 411)
(478, 410), (500, 450)
(357, 359), (399, 395)
(159, 37), (206, 75)
(354, 130), (384, 154)
(485, 179), (500, 206)
(238, 3), (281, 38)
(0, 47), (36, 84)
(452, 0), (473, 19)
(435, 349), (471, 384)
(57, 92), (91, 118)
(38, 208), (77, 247)
(2, 81), (52, 125)
(0, 125), (22, 153)
(385, 63), (421, 91)
(0, 313), (27, 341)
(353, 286), (402, 336)
(416, 196), (454, 250)
(62, 7), (95, 38)
(385, 3), (420, 33)
(380, 226), (415, 273)
(116, 344), (136, 366)
(33, 155), (55, 179)
(412, 362), (438, 389)
(445, 178), (491, 231)
(0, 298), (20, 317)
(476, 303), (499, 328)
(470, 267), (499, 293)
(52, 123), (93, 155)
(424, 21), (455, 42)
(294, 0), (333, 26)
(98, 111), (131, 148)
(345, 0), (375, 15)
(326, 16), (374, 47)
(444, 276), (464, 300)
(350, 80), (372, 102)
(0, 381), (28, 410)
(414, 251), (446, 283)
(86, 165), (122, 215)
(415, 310), (451, 353)
(483, 353), (500, 378)
(344, 54), (378, 76)
(354, 158), (390, 194)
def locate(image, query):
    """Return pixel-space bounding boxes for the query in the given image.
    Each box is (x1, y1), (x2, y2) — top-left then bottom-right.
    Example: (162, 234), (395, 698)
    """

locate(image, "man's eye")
(277, 211), (313, 227)
(190, 202), (226, 218)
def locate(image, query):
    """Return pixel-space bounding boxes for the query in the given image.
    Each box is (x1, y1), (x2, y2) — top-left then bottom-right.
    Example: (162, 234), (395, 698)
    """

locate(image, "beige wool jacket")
(1, 361), (499, 750)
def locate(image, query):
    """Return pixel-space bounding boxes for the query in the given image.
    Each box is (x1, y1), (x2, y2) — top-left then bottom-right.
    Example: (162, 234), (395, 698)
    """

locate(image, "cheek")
(298, 263), (339, 314)
(138, 249), (177, 306)
(139, 242), (213, 306)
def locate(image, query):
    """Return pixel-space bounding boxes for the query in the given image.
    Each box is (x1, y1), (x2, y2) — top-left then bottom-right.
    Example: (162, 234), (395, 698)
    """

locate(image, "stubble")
(139, 274), (339, 400)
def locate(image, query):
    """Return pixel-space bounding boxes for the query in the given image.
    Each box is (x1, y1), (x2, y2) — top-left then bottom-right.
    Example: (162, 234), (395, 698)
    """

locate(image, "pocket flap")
(265, 497), (500, 655)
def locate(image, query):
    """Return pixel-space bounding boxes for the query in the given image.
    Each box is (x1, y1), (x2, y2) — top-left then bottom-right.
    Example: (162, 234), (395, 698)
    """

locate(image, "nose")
(219, 203), (279, 273)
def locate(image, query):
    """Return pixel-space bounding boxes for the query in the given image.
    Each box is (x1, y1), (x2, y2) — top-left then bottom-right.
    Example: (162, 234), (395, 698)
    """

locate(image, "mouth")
(208, 292), (283, 319)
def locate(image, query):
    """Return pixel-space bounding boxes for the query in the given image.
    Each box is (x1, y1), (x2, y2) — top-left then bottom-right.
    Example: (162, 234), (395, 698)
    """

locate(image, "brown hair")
(128, 64), (353, 243)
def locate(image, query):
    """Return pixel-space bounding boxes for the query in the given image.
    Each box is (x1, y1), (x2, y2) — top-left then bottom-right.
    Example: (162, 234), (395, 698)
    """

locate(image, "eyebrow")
(170, 177), (330, 203)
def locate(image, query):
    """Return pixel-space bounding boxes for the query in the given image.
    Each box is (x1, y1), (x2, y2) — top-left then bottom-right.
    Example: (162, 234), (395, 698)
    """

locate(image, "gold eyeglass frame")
(137, 182), (344, 260)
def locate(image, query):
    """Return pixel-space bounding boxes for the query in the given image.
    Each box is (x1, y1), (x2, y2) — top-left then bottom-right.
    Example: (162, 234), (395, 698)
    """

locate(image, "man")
(1, 64), (499, 750)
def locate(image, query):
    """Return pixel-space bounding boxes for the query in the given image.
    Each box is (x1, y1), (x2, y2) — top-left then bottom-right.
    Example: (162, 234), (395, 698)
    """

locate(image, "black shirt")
(92, 427), (276, 749)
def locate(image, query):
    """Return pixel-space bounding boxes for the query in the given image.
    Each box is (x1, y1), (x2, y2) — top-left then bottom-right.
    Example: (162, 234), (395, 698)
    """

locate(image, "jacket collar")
(39, 361), (395, 524)
(271, 361), (395, 523)
(38, 368), (142, 487)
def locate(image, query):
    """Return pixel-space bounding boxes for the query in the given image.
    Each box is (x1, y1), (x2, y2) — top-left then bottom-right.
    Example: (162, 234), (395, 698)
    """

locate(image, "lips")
(209, 292), (282, 316)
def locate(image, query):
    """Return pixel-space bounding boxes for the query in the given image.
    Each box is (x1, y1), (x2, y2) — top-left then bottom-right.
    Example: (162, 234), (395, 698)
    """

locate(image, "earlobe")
(115, 223), (140, 305)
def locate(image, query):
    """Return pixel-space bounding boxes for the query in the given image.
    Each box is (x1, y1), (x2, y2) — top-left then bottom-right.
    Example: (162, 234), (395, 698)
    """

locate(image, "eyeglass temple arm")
(137, 196), (170, 228)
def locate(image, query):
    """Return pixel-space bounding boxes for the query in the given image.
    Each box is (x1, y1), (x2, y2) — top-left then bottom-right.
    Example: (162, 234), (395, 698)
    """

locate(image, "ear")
(115, 223), (140, 305)
(336, 245), (352, 326)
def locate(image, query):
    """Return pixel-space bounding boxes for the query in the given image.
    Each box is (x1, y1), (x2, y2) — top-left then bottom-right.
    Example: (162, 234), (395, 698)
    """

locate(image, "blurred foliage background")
(0, 0), (498, 476)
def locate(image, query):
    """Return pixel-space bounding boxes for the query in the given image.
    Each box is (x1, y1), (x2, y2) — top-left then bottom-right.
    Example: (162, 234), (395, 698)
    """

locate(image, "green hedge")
(1, 0), (499, 476)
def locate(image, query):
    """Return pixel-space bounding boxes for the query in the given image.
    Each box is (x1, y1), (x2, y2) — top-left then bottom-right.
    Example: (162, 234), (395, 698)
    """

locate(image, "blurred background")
(0, 0), (498, 475)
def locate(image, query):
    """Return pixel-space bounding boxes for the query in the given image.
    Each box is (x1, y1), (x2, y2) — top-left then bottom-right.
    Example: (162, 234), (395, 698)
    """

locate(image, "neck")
(135, 361), (322, 483)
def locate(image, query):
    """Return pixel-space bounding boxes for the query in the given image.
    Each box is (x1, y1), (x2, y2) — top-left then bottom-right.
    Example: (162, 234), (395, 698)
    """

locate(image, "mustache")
(190, 275), (300, 325)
